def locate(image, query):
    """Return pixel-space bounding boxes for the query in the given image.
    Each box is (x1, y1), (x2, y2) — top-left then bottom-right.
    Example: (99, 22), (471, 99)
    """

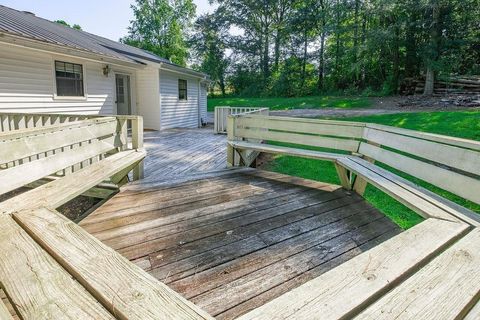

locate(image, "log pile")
(398, 93), (480, 109)
(401, 76), (480, 95)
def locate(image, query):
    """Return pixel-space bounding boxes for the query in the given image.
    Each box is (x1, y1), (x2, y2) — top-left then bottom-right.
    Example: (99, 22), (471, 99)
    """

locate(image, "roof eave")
(0, 31), (145, 68)
(156, 62), (208, 79)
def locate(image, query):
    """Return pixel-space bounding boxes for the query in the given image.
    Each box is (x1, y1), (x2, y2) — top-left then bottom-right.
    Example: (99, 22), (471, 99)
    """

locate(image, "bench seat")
(230, 140), (480, 226)
(337, 156), (480, 226)
(11, 207), (213, 320)
(229, 141), (344, 162)
(0, 149), (146, 215)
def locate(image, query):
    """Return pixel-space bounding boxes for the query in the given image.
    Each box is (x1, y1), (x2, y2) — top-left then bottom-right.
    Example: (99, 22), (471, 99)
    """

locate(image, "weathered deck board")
(15, 207), (213, 320)
(141, 129), (227, 180)
(81, 169), (401, 319)
(355, 227), (480, 320)
(0, 215), (115, 320)
(238, 218), (468, 320)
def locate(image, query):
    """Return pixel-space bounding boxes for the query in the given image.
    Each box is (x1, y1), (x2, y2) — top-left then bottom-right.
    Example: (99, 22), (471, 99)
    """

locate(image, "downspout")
(198, 79), (201, 127)
(158, 63), (163, 130)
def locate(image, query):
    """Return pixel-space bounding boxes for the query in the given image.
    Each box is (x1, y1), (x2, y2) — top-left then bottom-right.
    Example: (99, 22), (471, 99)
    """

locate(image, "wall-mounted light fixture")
(102, 64), (110, 76)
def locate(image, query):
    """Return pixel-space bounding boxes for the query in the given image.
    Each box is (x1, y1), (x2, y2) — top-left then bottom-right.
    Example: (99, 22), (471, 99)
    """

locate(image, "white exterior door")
(115, 74), (131, 115)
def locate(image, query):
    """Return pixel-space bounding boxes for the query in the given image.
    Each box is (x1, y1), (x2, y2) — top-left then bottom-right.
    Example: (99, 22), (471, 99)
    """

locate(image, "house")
(0, 5), (209, 130)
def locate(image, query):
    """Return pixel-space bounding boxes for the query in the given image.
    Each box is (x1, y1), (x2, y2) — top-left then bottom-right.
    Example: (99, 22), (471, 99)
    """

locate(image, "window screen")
(178, 79), (187, 100)
(55, 61), (84, 96)
(116, 77), (125, 103)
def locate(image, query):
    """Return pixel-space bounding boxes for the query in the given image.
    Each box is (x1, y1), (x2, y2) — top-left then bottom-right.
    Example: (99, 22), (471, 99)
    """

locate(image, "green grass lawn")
(207, 96), (372, 111)
(265, 111), (480, 229)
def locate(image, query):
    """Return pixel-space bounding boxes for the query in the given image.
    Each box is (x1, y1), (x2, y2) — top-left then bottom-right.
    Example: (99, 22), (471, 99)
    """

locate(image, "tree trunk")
(405, 5), (418, 78)
(335, 0), (340, 71)
(424, 67), (435, 95)
(318, 31), (326, 90)
(274, 33), (281, 71)
(353, 0), (360, 85)
(301, 28), (308, 88)
(263, 23), (270, 80)
(317, 0), (326, 90)
(423, 0), (440, 96)
(360, 9), (366, 87)
(219, 76), (226, 97)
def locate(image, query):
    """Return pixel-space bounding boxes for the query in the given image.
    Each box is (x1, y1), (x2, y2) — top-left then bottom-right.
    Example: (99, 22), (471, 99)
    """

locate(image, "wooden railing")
(214, 106), (269, 134)
(227, 114), (480, 225)
(0, 113), (145, 198)
(0, 113), (212, 320)
(0, 112), (97, 133)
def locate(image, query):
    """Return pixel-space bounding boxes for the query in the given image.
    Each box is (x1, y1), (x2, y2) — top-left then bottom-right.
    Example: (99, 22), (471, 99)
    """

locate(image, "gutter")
(0, 32), (144, 69)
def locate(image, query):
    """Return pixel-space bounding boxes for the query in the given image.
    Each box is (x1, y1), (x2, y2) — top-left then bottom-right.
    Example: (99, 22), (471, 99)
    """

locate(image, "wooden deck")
(81, 167), (401, 319)
(3, 116), (480, 319)
(142, 128), (227, 178)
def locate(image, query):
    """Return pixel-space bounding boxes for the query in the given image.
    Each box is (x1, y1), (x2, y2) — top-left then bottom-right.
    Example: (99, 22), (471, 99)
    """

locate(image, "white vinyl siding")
(136, 66), (161, 130)
(160, 69), (199, 129)
(0, 44), (119, 115)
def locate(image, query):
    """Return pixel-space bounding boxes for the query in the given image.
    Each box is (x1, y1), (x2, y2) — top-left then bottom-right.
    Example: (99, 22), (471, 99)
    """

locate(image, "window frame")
(178, 79), (188, 101)
(53, 59), (87, 99)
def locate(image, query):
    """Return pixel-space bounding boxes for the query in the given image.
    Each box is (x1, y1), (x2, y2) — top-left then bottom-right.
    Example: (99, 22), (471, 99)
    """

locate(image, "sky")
(0, 0), (215, 41)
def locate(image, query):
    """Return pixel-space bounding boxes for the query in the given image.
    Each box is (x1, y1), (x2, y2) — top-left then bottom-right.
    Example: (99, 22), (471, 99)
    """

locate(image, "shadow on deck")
(81, 157), (400, 319)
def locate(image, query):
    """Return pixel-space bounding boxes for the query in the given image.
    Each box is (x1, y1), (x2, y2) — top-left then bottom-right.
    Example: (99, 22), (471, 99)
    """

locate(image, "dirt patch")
(0, 187), (101, 221)
(269, 95), (479, 118)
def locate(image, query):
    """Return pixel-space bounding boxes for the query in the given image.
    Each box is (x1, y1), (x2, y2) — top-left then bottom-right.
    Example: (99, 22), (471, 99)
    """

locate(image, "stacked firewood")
(401, 76), (480, 95)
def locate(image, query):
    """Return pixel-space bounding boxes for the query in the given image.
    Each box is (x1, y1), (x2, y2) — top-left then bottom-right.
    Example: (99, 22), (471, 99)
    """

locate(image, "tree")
(197, 0), (479, 97)
(121, 0), (196, 66)
(423, 0), (442, 95)
(54, 20), (82, 30)
(191, 14), (229, 96)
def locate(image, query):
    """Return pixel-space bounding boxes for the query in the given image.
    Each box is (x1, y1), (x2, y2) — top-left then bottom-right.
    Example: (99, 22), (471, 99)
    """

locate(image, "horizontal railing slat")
(363, 127), (480, 176)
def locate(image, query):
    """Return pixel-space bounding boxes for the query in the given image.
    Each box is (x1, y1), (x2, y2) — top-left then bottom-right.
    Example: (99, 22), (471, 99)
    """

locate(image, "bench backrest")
(0, 112), (94, 133)
(231, 115), (365, 152)
(229, 114), (480, 205)
(359, 124), (480, 204)
(0, 114), (142, 196)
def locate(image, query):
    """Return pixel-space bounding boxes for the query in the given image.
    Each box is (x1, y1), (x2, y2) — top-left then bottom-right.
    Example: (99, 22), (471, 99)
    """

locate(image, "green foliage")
(194, 0), (480, 96)
(190, 14), (229, 96)
(121, 0), (196, 66)
(265, 111), (480, 229)
(54, 20), (82, 30)
(207, 95), (371, 111)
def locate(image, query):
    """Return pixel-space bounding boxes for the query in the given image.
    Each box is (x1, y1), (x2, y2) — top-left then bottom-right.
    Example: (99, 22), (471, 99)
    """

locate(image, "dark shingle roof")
(0, 5), (171, 65)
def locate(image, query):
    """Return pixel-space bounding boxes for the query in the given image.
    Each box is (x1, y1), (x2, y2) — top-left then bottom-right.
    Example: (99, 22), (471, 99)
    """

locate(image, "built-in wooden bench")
(0, 114), (213, 319)
(228, 114), (480, 319)
(228, 115), (480, 225)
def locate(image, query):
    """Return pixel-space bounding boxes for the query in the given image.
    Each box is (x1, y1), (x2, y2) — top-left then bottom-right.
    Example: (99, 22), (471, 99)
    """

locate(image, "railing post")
(226, 115), (236, 167)
(131, 116), (145, 180)
(117, 118), (128, 151)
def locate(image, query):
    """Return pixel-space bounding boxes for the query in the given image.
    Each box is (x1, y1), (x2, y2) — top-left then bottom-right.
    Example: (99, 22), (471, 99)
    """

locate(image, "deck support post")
(335, 163), (352, 189)
(353, 143), (378, 196)
(227, 115), (238, 167)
